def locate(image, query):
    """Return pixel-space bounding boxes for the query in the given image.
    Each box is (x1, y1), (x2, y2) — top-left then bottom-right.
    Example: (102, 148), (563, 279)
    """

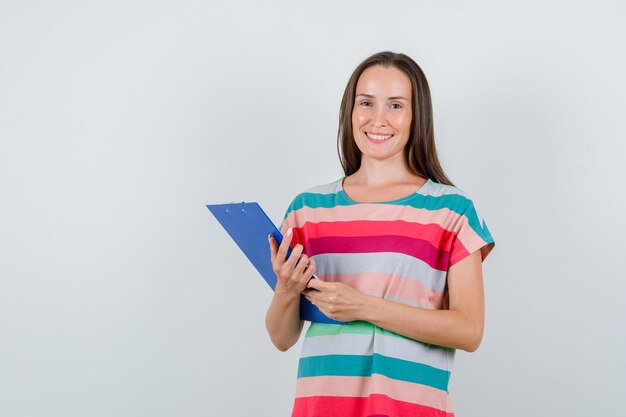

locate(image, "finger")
(293, 253), (309, 275)
(307, 295), (327, 312)
(303, 289), (319, 298)
(285, 243), (304, 269)
(305, 259), (316, 276)
(306, 277), (329, 291)
(276, 228), (293, 263)
(301, 261), (316, 287)
(293, 255), (315, 292)
(303, 291), (320, 304)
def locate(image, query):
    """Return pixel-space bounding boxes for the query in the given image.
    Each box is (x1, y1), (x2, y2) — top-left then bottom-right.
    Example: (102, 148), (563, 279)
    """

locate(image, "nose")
(372, 105), (388, 127)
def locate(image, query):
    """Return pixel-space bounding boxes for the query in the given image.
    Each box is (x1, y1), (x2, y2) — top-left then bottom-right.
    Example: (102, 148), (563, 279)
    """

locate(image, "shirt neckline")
(339, 176), (431, 204)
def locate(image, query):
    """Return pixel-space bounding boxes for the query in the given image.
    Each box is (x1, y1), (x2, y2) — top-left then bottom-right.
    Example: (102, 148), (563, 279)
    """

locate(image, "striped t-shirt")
(279, 176), (495, 417)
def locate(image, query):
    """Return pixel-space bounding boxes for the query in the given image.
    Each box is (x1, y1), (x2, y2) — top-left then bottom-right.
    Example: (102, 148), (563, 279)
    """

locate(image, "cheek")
(396, 113), (412, 133)
(352, 109), (368, 127)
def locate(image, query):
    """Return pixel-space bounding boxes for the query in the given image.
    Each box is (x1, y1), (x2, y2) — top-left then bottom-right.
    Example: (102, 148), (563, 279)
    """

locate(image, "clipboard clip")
(224, 201), (246, 213)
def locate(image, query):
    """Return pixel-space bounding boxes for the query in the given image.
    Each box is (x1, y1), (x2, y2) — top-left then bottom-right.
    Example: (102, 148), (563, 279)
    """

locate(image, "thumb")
(268, 234), (276, 263)
(306, 277), (328, 291)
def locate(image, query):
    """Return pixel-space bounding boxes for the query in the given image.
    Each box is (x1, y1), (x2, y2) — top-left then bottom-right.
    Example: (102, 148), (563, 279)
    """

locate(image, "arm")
(304, 250), (485, 352)
(264, 229), (316, 352)
(265, 287), (304, 352)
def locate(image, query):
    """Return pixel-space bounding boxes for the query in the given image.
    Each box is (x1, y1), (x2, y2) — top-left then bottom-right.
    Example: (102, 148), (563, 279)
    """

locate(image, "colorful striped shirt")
(279, 177), (495, 417)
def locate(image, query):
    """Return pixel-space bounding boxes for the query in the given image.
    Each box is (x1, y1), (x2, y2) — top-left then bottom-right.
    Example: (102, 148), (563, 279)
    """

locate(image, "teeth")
(367, 132), (393, 141)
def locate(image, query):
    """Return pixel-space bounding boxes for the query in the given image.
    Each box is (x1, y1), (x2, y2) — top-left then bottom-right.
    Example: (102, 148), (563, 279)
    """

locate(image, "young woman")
(266, 51), (495, 417)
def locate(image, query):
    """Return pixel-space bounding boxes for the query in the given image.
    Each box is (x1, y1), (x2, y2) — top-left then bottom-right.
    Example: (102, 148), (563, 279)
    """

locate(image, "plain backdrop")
(1, 1), (625, 416)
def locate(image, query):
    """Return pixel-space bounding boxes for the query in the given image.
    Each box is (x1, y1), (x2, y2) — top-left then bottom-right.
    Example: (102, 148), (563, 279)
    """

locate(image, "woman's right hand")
(268, 227), (316, 296)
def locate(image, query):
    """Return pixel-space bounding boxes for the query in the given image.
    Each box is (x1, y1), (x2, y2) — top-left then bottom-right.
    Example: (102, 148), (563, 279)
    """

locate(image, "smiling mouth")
(366, 132), (394, 141)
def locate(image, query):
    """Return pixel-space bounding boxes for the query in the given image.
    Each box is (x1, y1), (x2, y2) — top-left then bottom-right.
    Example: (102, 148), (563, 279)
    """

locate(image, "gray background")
(1, 1), (625, 416)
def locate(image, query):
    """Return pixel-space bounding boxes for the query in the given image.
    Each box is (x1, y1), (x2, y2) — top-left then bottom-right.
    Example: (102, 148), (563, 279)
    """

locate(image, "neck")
(350, 155), (418, 186)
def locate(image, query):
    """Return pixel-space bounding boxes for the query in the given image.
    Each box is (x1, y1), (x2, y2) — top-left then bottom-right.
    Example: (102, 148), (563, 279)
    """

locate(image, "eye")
(390, 103), (403, 110)
(359, 100), (372, 107)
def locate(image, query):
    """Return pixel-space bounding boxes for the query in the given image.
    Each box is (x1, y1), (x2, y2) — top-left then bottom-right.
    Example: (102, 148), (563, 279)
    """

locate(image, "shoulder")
(282, 177), (343, 215)
(420, 179), (476, 212)
(421, 178), (472, 200)
(421, 179), (492, 233)
(300, 177), (343, 196)
(279, 178), (343, 229)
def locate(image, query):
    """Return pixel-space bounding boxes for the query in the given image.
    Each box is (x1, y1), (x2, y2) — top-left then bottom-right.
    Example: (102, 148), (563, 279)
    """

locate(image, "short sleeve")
(448, 198), (495, 267)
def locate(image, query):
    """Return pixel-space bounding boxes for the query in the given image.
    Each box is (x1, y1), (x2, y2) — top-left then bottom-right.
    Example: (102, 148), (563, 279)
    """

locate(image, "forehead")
(355, 65), (412, 97)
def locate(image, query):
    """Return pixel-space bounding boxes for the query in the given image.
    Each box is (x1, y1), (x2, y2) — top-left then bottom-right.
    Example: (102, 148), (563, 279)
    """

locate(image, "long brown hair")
(337, 51), (453, 186)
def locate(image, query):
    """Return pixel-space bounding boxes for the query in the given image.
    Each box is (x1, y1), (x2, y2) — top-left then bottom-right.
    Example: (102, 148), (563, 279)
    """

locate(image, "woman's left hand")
(303, 279), (371, 322)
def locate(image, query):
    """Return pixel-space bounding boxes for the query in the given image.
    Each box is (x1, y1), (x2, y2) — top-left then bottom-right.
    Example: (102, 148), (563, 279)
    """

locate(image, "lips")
(365, 132), (393, 141)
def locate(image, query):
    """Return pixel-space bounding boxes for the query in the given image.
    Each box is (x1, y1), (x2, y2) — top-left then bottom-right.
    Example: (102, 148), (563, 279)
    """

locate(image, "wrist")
(358, 294), (380, 322)
(274, 283), (302, 301)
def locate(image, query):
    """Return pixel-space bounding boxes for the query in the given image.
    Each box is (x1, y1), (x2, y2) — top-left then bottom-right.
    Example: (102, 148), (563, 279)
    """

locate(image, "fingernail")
(287, 227), (293, 236)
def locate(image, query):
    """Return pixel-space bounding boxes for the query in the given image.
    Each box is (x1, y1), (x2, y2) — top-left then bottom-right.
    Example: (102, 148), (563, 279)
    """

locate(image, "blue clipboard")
(206, 202), (344, 325)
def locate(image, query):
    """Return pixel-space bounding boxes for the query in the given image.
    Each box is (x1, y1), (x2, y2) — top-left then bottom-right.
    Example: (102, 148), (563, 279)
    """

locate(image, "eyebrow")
(356, 93), (410, 101)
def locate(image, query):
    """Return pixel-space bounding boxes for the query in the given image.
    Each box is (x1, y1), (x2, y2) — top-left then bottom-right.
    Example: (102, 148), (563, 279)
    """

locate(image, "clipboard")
(206, 201), (345, 325)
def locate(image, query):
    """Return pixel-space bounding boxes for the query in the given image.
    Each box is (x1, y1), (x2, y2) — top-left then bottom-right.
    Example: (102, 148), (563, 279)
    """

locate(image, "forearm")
(265, 284), (304, 352)
(361, 296), (483, 352)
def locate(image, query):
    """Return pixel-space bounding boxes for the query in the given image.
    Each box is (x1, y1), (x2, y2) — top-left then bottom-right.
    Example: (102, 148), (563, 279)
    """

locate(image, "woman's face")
(351, 65), (413, 165)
